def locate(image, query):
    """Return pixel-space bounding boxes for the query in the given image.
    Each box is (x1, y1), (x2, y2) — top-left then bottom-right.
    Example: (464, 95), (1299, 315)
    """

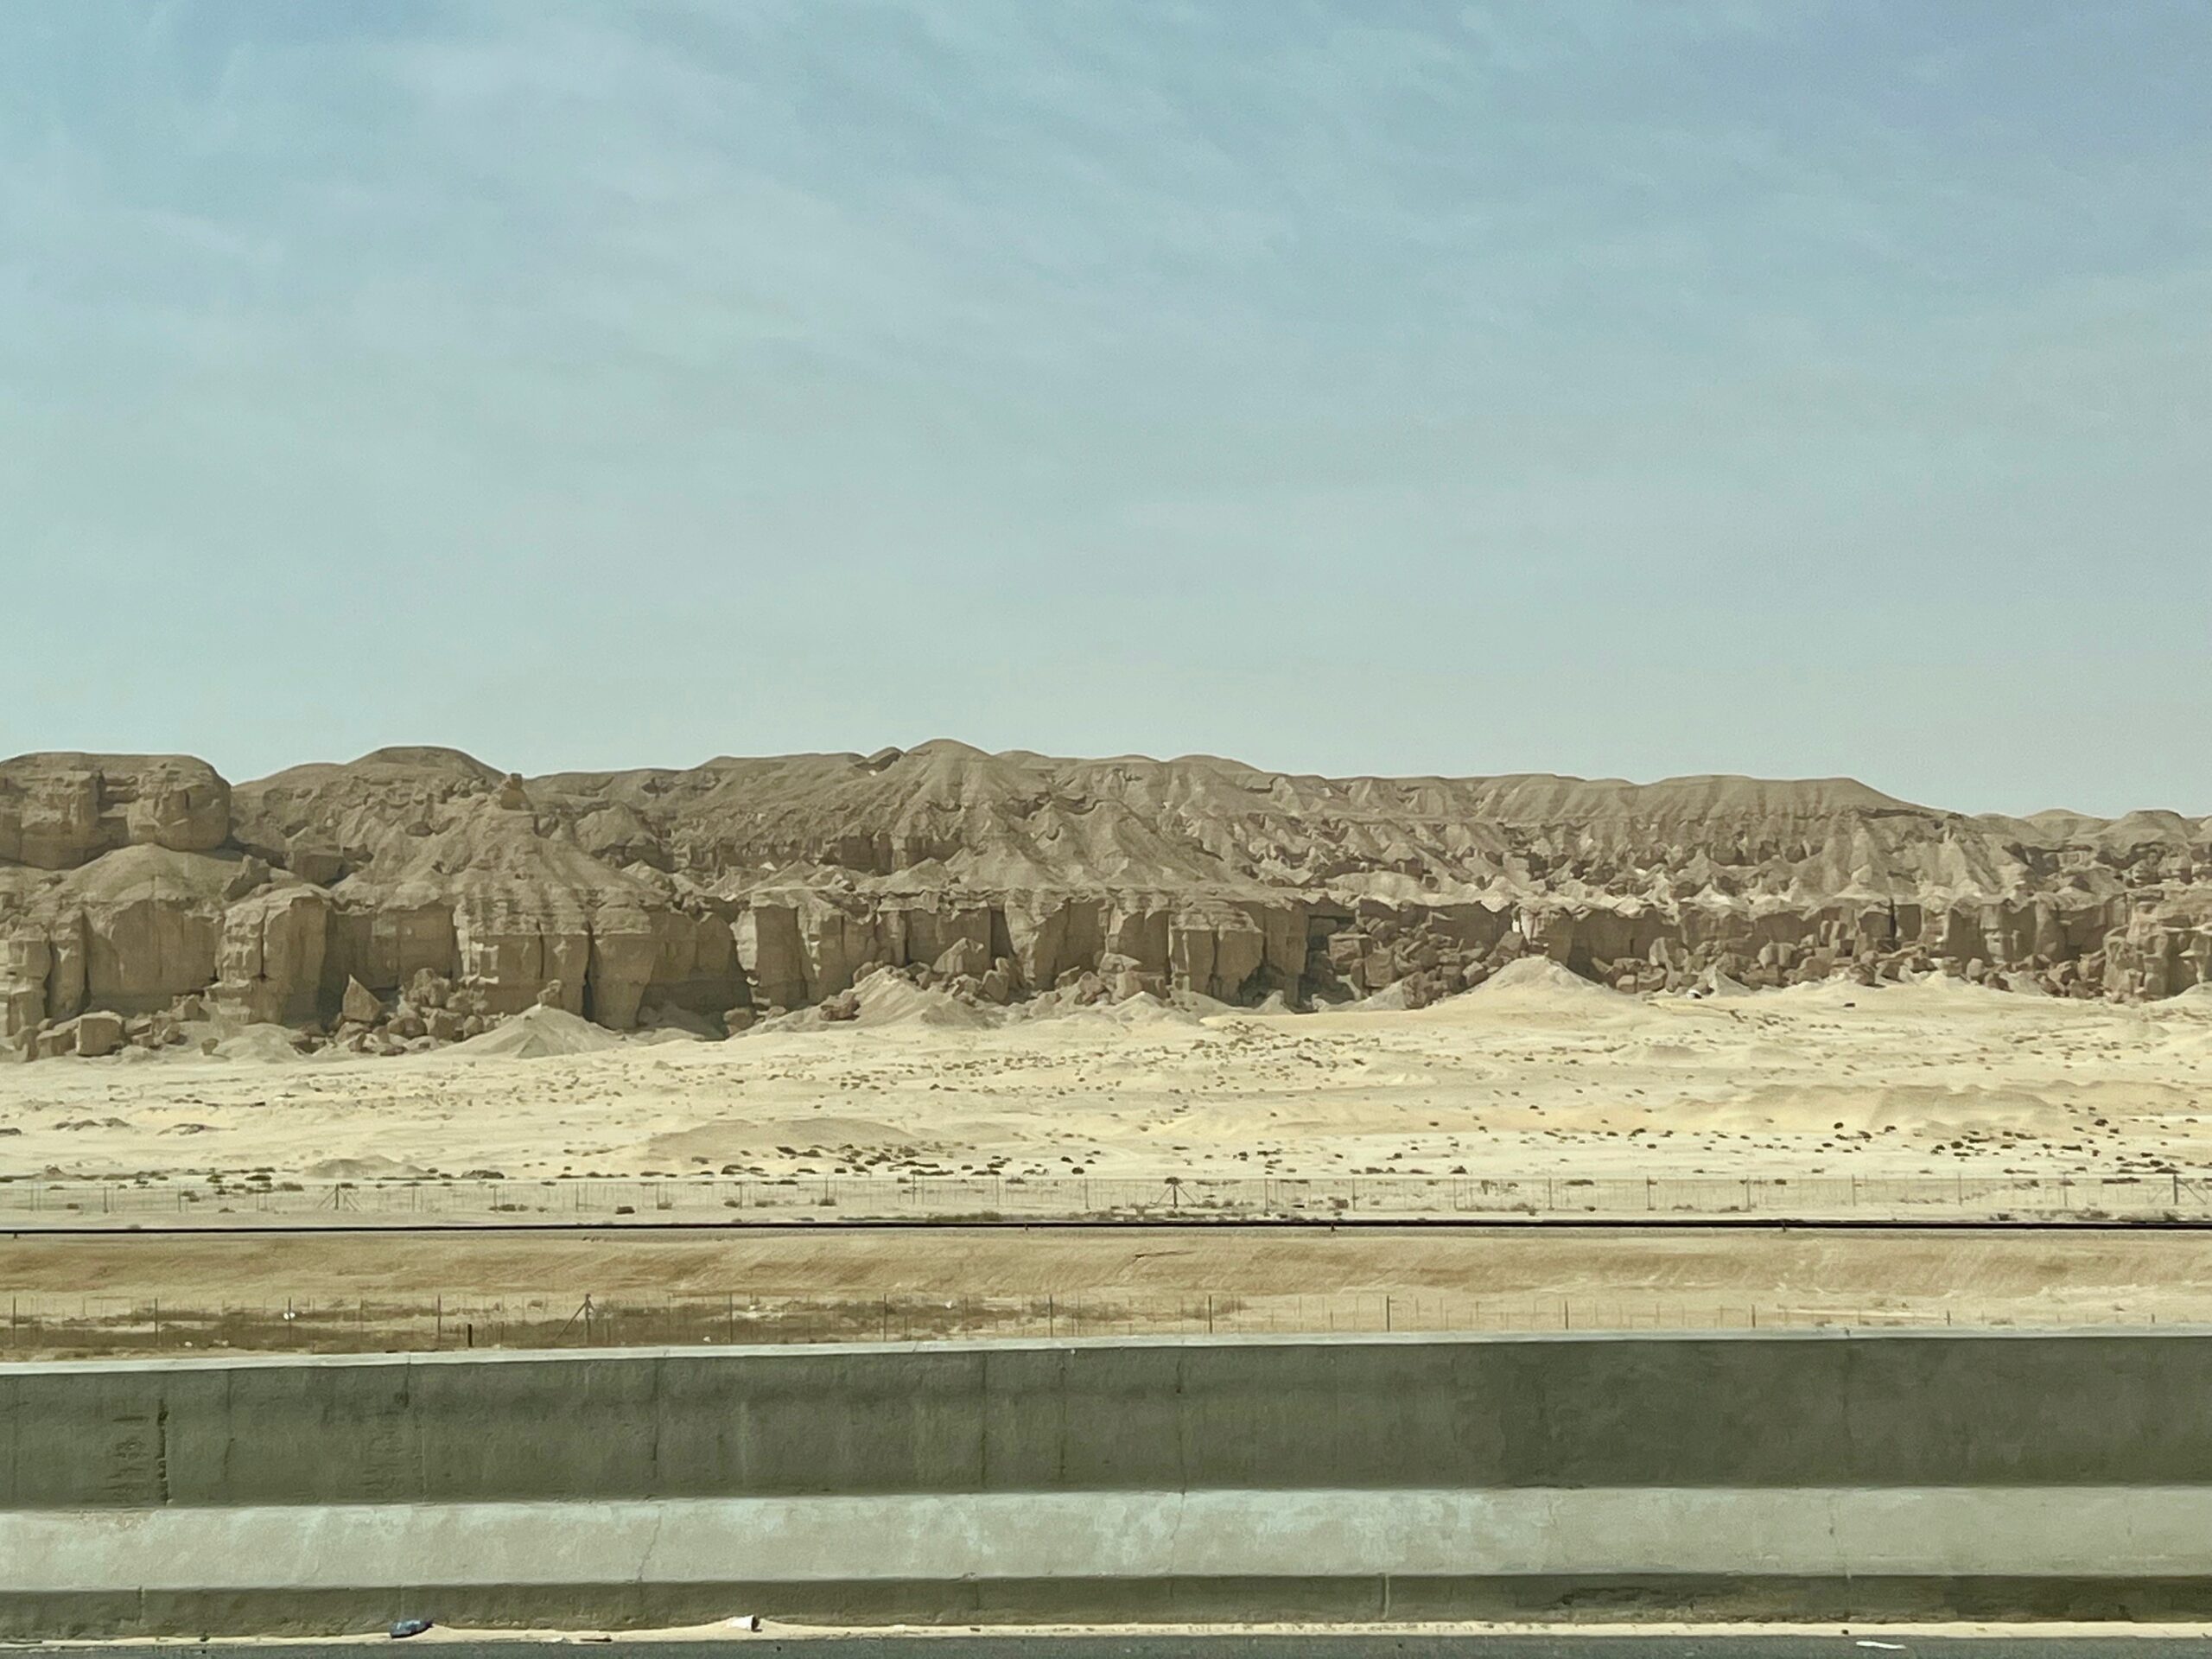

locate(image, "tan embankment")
(3, 1227), (2206, 1358)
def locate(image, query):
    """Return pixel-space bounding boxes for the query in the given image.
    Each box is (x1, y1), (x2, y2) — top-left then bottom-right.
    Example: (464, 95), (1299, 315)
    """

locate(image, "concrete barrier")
(4, 1330), (2210, 1632)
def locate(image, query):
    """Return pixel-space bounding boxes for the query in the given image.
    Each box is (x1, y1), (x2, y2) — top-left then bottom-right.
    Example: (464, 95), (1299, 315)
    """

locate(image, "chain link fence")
(3, 1284), (2174, 1362)
(0, 1169), (2206, 1225)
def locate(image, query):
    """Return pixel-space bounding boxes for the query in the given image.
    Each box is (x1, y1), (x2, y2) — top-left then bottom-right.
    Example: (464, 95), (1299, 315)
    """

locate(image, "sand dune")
(447, 1006), (626, 1059)
(4, 973), (2210, 1192)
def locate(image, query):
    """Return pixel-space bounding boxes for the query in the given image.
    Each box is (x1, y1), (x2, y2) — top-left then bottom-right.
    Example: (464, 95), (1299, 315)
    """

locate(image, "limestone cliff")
(3, 741), (2209, 1056)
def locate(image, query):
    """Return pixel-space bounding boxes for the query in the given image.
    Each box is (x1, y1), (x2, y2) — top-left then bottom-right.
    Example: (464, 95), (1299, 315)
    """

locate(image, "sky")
(1, 1), (2207, 816)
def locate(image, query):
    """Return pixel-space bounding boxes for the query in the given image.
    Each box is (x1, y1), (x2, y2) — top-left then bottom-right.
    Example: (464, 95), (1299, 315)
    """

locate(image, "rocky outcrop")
(3, 741), (2211, 1057)
(0, 754), (229, 870)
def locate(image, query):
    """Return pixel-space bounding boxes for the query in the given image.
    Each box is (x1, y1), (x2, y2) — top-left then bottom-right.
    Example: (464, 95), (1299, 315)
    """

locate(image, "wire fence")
(0, 1286), (2175, 1362)
(0, 1170), (2206, 1226)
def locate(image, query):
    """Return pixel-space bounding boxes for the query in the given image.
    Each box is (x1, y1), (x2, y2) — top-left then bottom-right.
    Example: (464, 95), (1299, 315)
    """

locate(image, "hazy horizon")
(3, 2), (2206, 816)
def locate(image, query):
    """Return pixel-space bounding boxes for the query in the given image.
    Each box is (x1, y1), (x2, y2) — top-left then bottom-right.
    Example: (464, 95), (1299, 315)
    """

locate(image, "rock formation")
(3, 741), (2210, 1058)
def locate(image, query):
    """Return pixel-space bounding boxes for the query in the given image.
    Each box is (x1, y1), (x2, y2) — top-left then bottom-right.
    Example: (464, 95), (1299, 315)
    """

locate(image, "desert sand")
(7, 960), (2212, 1192)
(10, 956), (2212, 1354)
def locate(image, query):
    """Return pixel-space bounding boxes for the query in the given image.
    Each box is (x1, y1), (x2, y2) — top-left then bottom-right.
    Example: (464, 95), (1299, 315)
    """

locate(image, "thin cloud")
(0, 1), (2204, 811)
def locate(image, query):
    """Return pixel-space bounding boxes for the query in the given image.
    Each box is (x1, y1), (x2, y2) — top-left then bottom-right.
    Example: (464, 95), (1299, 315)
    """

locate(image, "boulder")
(407, 968), (453, 1009)
(289, 844), (346, 886)
(340, 976), (383, 1025)
(75, 1009), (124, 1058)
(934, 938), (990, 980)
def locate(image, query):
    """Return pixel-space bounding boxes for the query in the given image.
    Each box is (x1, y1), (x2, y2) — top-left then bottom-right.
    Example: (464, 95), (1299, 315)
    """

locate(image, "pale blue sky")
(2, 1), (2206, 814)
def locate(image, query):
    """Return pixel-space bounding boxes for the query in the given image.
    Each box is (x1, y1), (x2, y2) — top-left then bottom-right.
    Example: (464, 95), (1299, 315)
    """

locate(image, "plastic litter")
(389, 1618), (434, 1639)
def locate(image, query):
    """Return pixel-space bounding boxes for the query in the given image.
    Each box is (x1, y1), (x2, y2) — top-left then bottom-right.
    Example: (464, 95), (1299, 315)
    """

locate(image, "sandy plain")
(4, 963), (2212, 1192)
(9, 962), (2212, 1351)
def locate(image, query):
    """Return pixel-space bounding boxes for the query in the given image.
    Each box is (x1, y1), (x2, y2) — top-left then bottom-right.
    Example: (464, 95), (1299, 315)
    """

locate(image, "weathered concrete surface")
(16, 1486), (2212, 1585)
(7, 1332), (2212, 1632)
(14, 1329), (2212, 1508)
(14, 1485), (2212, 1630)
(52, 1643), (2212, 1659)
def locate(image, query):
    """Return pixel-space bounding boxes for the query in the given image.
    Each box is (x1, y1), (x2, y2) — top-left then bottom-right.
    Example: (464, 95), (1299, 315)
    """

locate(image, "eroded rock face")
(3, 741), (2211, 1056)
(214, 887), (331, 1026)
(0, 755), (229, 869)
(0, 928), (51, 1041)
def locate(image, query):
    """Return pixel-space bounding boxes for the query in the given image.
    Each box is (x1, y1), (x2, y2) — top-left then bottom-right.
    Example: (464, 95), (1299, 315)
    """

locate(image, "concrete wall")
(6, 1331), (2212, 1632)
